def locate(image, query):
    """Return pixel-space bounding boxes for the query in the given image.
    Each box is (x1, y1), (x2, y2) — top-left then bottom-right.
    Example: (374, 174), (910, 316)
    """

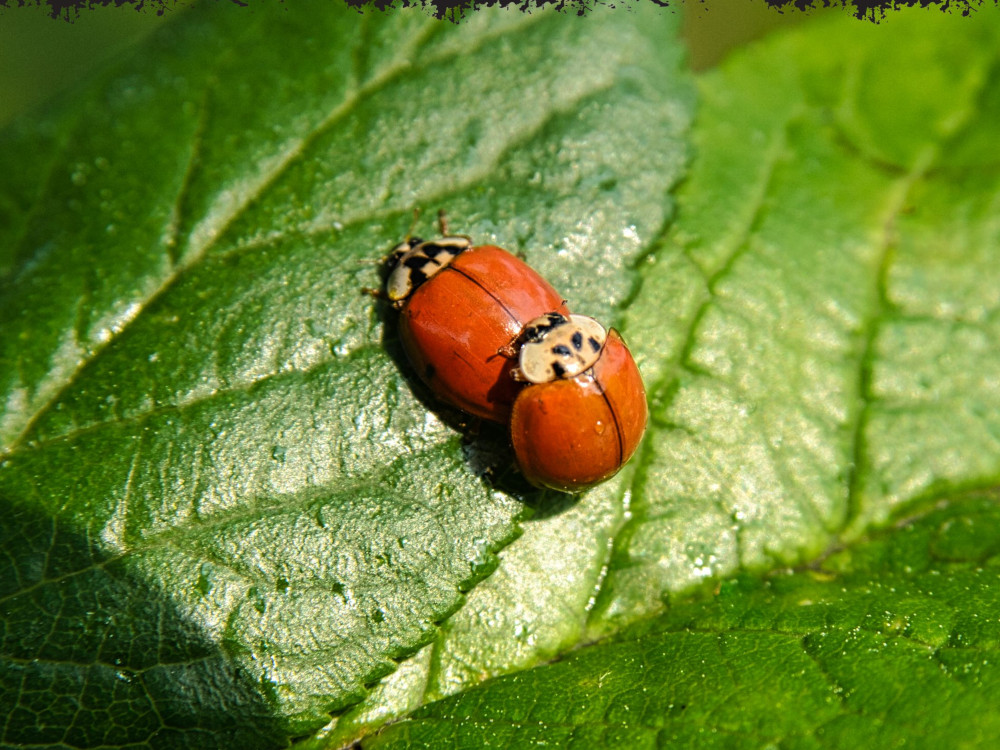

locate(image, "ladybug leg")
(405, 207), (422, 242)
(480, 456), (517, 486)
(462, 416), (482, 438)
(360, 287), (403, 310)
(497, 342), (518, 359)
(497, 327), (526, 359)
(510, 366), (530, 382)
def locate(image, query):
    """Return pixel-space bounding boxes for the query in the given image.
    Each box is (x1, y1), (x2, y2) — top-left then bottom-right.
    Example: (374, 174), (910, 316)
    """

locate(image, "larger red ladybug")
(384, 226), (569, 423)
(509, 313), (647, 492)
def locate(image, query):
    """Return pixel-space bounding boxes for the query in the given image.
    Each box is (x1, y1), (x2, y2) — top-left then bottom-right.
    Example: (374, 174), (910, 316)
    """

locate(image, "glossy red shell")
(398, 245), (569, 423)
(510, 330), (647, 492)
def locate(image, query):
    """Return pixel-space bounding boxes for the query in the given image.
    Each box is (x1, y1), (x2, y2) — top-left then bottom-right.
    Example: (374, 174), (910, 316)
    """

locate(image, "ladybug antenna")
(404, 208), (422, 243)
(437, 209), (450, 237)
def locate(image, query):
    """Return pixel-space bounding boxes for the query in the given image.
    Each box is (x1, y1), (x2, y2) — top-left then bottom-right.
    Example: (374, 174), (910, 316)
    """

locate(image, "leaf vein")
(584, 104), (797, 632)
(1, 342), (386, 460)
(843, 148), (937, 533)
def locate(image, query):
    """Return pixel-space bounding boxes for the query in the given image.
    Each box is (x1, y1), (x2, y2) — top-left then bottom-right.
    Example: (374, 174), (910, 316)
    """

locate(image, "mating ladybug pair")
(378, 216), (647, 493)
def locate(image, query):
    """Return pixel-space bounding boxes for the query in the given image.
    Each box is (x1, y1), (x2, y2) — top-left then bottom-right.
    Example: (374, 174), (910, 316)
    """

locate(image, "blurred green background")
(0, 0), (816, 130)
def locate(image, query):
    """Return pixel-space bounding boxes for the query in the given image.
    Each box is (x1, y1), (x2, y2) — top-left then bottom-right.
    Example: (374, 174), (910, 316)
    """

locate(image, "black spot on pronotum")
(403, 266), (428, 288)
(524, 313), (569, 344)
(524, 324), (548, 343)
(552, 361), (566, 379)
(588, 337), (602, 353)
(571, 331), (583, 350)
(551, 344), (572, 357)
(422, 243), (458, 259)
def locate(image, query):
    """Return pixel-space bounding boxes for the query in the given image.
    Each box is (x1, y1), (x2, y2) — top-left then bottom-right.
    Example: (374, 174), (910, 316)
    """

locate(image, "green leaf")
(0, 3), (692, 747)
(313, 8), (1000, 746)
(365, 494), (1000, 749)
(604, 5), (1000, 629)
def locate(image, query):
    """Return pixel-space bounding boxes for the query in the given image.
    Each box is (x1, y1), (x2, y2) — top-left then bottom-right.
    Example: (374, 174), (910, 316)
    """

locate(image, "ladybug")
(509, 313), (647, 492)
(383, 218), (569, 423)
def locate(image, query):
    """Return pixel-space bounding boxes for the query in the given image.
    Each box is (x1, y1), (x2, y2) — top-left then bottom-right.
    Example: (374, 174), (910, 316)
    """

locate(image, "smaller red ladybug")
(509, 313), (647, 492)
(382, 216), (569, 423)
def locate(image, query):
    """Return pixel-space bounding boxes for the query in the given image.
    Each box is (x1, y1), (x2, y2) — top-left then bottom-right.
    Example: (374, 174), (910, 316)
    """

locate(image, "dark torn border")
(767, 0), (991, 21)
(0, 0), (995, 22)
